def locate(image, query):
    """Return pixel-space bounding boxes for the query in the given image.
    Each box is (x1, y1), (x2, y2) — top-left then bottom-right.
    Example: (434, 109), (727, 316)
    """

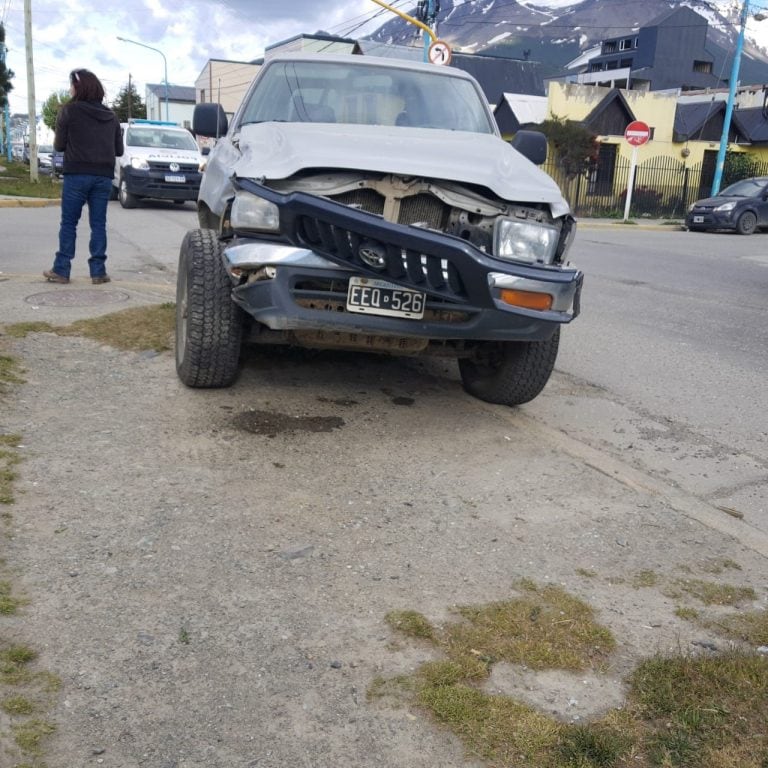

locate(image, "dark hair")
(69, 69), (105, 102)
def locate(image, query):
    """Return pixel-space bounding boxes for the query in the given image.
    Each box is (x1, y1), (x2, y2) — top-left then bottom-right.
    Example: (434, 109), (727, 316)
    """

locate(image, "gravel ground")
(2, 322), (766, 767)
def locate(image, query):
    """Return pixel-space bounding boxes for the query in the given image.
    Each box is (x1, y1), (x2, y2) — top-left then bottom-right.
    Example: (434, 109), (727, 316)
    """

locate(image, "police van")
(114, 119), (204, 208)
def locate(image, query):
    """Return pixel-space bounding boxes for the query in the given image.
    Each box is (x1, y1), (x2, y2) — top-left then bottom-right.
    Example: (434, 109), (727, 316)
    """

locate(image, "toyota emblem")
(169, 162), (180, 172)
(358, 240), (387, 269)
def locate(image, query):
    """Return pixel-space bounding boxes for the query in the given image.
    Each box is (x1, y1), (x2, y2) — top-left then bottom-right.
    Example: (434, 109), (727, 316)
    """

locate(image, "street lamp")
(116, 36), (169, 122)
(711, 0), (765, 195)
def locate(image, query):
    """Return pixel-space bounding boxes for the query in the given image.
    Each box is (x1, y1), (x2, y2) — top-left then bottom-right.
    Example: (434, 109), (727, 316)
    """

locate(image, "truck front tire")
(458, 328), (560, 406)
(176, 229), (244, 388)
(119, 175), (139, 209)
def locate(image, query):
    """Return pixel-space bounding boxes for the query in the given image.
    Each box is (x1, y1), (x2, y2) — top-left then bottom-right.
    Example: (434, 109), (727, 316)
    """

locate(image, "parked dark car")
(686, 176), (768, 235)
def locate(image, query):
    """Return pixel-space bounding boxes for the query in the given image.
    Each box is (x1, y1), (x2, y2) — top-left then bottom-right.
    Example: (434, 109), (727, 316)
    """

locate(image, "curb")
(0, 198), (60, 208)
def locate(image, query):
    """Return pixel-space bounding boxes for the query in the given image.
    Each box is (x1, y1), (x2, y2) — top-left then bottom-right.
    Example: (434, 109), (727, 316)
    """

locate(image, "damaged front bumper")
(220, 180), (583, 343)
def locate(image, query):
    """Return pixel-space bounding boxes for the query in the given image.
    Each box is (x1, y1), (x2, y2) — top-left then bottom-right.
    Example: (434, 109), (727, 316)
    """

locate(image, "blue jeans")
(53, 174), (113, 279)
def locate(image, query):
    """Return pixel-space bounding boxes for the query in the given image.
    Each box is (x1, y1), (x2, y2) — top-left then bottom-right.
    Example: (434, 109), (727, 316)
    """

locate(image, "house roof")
(673, 100), (725, 141)
(583, 89), (636, 129)
(146, 83), (196, 102)
(498, 94), (548, 123)
(733, 107), (768, 143)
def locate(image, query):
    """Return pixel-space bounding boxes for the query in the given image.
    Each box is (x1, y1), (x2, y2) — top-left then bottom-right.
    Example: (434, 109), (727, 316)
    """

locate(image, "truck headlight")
(714, 201), (736, 212)
(130, 157), (149, 170)
(493, 218), (559, 265)
(231, 191), (280, 232)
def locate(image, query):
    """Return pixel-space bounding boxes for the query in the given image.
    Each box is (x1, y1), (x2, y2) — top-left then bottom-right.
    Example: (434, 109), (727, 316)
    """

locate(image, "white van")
(114, 120), (204, 208)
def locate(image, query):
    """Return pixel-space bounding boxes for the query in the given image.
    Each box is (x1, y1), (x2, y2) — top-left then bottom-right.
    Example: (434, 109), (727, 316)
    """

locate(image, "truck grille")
(148, 161), (200, 173)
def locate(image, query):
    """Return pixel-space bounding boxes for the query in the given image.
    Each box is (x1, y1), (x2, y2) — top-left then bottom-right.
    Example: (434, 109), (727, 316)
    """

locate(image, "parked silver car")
(177, 54), (582, 406)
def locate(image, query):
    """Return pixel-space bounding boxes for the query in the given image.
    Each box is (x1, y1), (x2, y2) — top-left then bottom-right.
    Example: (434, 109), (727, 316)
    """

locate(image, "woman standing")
(43, 69), (124, 284)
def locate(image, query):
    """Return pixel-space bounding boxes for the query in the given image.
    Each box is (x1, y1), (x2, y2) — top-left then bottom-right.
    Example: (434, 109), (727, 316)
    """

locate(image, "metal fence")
(542, 153), (768, 219)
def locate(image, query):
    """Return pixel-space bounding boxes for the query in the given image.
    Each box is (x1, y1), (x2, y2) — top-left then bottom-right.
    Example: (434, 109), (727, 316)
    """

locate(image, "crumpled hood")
(235, 123), (570, 217)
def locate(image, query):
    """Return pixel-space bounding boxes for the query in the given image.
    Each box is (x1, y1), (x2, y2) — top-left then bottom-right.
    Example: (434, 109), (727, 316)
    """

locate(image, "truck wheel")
(736, 211), (757, 235)
(119, 176), (139, 209)
(175, 229), (243, 388)
(458, 328), (560, 407)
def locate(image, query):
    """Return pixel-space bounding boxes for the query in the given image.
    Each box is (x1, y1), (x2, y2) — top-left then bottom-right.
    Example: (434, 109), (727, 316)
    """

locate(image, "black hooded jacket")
(54, 100), (124, 177)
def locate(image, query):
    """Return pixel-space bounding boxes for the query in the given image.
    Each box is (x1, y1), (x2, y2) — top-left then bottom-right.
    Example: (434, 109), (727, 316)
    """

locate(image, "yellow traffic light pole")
(369, 0), (437, 46)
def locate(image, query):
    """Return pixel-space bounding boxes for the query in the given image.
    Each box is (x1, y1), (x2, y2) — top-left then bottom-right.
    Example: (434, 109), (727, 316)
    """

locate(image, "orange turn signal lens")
(500, 289), (553, 311)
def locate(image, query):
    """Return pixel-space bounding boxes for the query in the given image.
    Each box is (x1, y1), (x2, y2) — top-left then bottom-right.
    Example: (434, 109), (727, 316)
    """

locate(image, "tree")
(0, 23), (14, 108)
(42, 91), (71, 131)
(111, 82), (146, 122)
(538, 115), (598, 179)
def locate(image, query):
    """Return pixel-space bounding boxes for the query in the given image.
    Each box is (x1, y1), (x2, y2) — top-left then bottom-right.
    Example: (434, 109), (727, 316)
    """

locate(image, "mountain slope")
(369, 0), (768, 84)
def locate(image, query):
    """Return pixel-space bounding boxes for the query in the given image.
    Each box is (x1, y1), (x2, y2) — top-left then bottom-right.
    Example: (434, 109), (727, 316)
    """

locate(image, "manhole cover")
(25, 289), (131, 307)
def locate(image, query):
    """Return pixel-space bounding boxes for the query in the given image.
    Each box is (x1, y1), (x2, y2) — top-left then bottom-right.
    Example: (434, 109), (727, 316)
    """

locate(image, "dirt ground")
(2, 318), (767, 767)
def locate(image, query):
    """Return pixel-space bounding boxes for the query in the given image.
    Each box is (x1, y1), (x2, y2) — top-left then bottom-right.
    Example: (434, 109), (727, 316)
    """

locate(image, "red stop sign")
(625, 121), (650, 146)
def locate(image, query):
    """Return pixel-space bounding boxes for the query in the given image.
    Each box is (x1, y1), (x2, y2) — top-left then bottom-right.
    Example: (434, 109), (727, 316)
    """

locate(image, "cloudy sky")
(4, 0), (768, 116)
(2, 0), (389, 114)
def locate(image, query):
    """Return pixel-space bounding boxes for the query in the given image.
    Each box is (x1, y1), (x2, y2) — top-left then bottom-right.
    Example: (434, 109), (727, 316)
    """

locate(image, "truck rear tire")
(458, 329), (560, 406)
(176, 229), (243, 388)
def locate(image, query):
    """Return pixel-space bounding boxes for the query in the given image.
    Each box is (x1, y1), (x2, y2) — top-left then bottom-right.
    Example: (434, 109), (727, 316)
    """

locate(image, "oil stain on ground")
(234, 410), (344, 438)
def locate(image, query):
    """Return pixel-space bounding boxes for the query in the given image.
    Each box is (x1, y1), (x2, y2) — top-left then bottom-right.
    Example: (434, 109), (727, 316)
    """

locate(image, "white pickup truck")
(114, 119), (204, 208)
(177, 54), (582, 407)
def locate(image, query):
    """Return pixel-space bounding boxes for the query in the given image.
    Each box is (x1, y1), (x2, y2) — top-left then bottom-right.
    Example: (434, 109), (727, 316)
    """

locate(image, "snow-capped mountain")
(369, 0), (768, 84)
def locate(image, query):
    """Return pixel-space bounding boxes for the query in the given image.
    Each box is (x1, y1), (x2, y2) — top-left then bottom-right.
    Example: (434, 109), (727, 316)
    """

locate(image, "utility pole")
(0, 31), (11, 162)
(422, 0), (439, 62)
(24, 0), (37, 181)
(711, 0), (749, 196)
(128, 73), (132, 121)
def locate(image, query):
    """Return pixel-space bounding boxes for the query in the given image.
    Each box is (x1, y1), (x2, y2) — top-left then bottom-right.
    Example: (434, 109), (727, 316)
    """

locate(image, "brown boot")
(43, 269), (70, 284)
(92, 275), (111, 284)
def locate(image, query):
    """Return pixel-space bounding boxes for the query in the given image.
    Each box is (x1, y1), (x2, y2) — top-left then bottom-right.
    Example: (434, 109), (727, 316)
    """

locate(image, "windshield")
(125, 127), (198, 151)
(239, 60), (495, 134)
(39, 145), (54, 153)
(719, 178), (768, 197)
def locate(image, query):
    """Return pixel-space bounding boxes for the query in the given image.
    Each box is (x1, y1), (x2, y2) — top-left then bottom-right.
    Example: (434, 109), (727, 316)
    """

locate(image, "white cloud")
(3, 0), (374, 113)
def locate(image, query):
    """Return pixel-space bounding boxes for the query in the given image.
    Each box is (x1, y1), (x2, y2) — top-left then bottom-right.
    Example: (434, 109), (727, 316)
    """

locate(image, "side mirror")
(510, 130), (548, 166)
(201, 146), (211, 156)
(193, 103), (228, 138)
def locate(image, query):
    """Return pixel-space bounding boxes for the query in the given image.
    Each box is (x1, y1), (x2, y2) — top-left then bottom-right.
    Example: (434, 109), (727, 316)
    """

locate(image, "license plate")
(693, 216), (704, 223)
(165, 174), (185, 183)
(346, 277), (425, 319)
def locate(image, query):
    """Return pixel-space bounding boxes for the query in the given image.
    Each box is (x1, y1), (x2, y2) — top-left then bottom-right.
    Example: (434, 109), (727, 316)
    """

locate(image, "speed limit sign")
(428, 40), (452, 66)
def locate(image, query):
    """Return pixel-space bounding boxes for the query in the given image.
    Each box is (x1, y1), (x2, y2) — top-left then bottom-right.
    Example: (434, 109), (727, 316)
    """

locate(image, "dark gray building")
(562, 7), (726, 92)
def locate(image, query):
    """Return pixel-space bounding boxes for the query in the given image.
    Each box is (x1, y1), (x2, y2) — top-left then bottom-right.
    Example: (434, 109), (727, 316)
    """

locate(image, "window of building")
(620, 59), (632, 68)
(693, 60), (712, 74)
(200, 89), (206, 103)
(604, 41), (617, 54)
(607, 60), (618, 70)
(619, 38), (633, 51)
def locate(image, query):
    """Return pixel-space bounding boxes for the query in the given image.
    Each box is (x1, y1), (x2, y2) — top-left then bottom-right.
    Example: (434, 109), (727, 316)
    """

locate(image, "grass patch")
(0, 434), (22, 506)
(385, 610), (435, 640)
(701, 558), (742, 575)
(675, 606), (699, 621)
(0, 582), (27, 615)
(11, 718), (56, 755)
(709, 610), (768, 646)
(0, 161), (62, 199)
(631, 570), (658, 588)
(575, 568), (597, 578)
(376, 582), (768, 768)
(1, 695), (36, 715)
(443, 581), (616, 673)
(0, 354), (24, 394)
(672, 578), (756, 606)
(5, 303), (176, 353)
